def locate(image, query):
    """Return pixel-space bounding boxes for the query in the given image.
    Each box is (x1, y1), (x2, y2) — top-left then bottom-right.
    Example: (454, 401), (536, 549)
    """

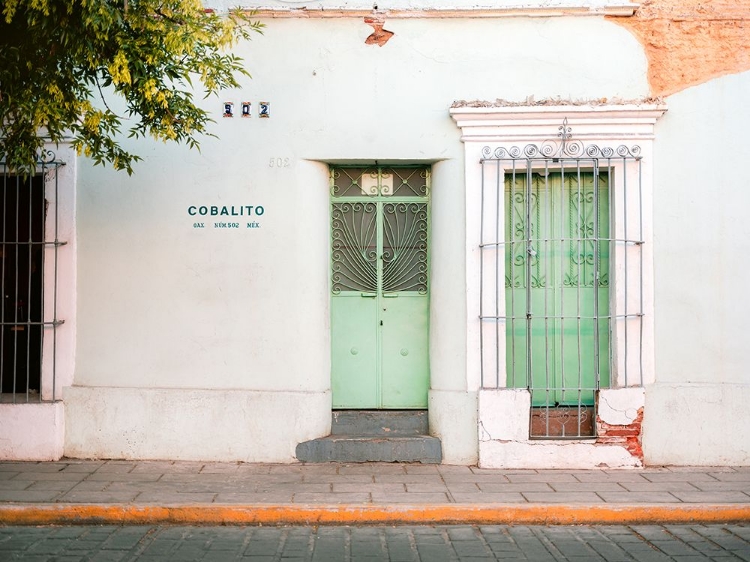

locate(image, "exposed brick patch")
(596, 407), (644, 461)
(610, 0), (750, 96)
(364, 16), (394, 47)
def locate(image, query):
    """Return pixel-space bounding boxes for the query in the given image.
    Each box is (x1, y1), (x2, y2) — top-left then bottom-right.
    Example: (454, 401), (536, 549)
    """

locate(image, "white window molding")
(451, 104), (666, 393)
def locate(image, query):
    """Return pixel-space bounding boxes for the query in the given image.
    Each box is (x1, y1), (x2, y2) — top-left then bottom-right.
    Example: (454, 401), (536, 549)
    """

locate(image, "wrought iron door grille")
(479, 120), (645, 439)
(1, 154), (65, 403)
(330, 167), (429, 295)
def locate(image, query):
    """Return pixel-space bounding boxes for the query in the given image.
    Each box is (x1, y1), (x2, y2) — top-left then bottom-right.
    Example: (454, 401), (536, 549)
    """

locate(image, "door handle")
(383, 293), (399, 298)
(361, 292), (377, 298)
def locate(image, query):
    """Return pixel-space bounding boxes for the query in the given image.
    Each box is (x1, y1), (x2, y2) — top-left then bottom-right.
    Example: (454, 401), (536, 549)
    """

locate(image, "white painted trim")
(248, 5), (639, 18)
(41, 143), (76, 402)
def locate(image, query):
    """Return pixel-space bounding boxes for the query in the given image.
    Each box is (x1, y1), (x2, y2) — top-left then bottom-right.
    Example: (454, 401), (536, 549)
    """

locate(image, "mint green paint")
(505, 171), (610, 406)
(331, 167), (430, 409)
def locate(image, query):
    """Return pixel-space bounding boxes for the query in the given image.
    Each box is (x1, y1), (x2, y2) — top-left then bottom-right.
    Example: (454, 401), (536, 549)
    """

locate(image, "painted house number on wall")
(270, 157), (290, 168)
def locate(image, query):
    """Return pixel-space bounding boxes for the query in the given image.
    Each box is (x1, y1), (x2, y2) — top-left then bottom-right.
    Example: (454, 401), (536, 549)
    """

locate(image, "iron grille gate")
(479, 121), (645, 439)
(1, 155), (65, 403)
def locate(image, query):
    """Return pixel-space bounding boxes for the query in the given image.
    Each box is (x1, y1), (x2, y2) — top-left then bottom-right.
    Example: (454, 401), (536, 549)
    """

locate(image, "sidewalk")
(1, 460), (749, 526)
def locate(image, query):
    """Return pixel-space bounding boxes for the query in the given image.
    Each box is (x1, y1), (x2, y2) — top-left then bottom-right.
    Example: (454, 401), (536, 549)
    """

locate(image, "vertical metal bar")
(560, 162), (568, 434)
(622, 155), (629, 387)
(542, 169), (550, 429)
(593, 160), (600, 395)
(0, 169), (6, 398)
(53, 164), (60, 401)
(12, 174), (20, 401)
(525, 160), (533, 402)
(576, 164), (583, 434)
(38, 168), (47, 402)
(638, 158), (644, 385)
(607, 164), (614, 388)
(479, 160), (485, 388)
(510, 162), (517, 388)
(26, 175), (33, 401)
(495, 160), (501, 389)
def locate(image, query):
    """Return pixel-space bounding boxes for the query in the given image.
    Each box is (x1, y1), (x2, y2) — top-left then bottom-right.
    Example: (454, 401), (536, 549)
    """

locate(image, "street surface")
(1, 524), (749, 561)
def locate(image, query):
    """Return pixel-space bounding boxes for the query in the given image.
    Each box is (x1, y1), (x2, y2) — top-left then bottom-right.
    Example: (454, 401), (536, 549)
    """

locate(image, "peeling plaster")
(610, 0), (750, 96)
(364, 15), (395, 46)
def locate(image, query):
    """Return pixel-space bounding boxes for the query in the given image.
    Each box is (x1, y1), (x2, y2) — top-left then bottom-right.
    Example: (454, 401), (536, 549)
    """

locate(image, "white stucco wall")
(0, 403), (64, 461)
(644, 70), (750, 465)
(68, 16), (647, 461)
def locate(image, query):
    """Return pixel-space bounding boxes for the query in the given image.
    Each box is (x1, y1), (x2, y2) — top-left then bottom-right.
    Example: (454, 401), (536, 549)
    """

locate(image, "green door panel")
(331, 295), (378, 408)
(330, 167), (430, 409)
(505, 171), (610, 406)
(381, 295), (429, 408)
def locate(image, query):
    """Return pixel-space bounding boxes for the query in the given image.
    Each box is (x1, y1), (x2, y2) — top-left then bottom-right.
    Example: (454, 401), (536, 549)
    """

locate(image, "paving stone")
(86, 471), (163, 482)
(94, 462), (138, 473)
(373, 474), (445, 484)
(294, 492), (371, 503)
(372, 492), (449, 503)
(521, 491), (605, 503)
(596, 491), (682, 503)
(618, 481), (701, 492)
(59, 460), (106, 470)
(258, 482), (332, 493)
(316, 474), (375, 484)
(8, 470), (86, 481)
(477, 482), (552, 493)
(339, 464), (408, 475)
(404, 464), (442, 475)
(0, 490), (62, 501)
(333, 483), (405, 493)
(548, 482), (626, 492)
(135, 492), (217, 504)
(642, 472), (720, 482)
(671, 491), (750, 503)
(708, 472), (750, 482)
(507, 472), (580, 483)
(214, 492), (294, 503)
(444, 482), (482, 493)
(450, 492), (527, 503)
(0, 479), (31, 490)
(404, 482), (449, 493)
(56, 491), (140, 503)
(573, 471), (651, 483)
(25, 480), (81, 491)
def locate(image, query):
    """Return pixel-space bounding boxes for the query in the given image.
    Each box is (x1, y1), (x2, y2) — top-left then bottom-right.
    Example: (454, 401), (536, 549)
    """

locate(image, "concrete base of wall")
(643, 383), (750, 466)
(63, 386), (331, 462)
(0, 402), (64, 460)
(428, 389), (478, 465)
(477, 388), (644, 469)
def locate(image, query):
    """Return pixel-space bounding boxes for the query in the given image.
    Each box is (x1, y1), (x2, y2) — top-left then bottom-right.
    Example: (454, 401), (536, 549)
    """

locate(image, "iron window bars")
(479, 119), (644, 439)
(1, 152), (65, 403)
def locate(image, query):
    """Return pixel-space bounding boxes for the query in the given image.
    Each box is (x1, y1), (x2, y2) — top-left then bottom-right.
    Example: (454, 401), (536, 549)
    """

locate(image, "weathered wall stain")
(611, 0), (750, 97)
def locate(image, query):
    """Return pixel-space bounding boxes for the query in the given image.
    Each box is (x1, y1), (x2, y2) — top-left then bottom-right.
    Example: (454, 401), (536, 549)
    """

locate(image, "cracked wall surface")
(611, 0), (750, 96)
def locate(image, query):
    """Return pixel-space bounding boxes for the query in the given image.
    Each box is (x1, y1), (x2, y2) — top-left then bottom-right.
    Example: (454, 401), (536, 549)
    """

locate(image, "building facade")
(2, 0), (749, 467)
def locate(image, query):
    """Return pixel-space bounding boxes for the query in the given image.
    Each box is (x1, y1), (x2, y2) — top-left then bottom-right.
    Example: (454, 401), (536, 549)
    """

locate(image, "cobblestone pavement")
(1, 525), (750, 561)
(1, 461), (749, 505)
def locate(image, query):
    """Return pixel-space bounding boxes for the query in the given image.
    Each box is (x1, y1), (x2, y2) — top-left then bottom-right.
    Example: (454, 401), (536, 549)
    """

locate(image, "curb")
(2, 504), (750, 526)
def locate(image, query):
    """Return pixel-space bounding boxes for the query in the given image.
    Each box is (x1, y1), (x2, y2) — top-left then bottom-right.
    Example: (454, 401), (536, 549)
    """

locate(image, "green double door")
(505, 170), (611, 406)
(330, 167), (430, 409)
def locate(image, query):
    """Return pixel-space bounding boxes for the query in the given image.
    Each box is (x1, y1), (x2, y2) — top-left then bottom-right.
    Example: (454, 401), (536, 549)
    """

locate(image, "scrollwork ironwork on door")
(331, 202), (378, 293)
(382, 202), (428, 293)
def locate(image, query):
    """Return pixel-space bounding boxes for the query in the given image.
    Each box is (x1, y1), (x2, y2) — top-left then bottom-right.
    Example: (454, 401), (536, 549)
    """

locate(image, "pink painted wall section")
(0, 403), (64, 461)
